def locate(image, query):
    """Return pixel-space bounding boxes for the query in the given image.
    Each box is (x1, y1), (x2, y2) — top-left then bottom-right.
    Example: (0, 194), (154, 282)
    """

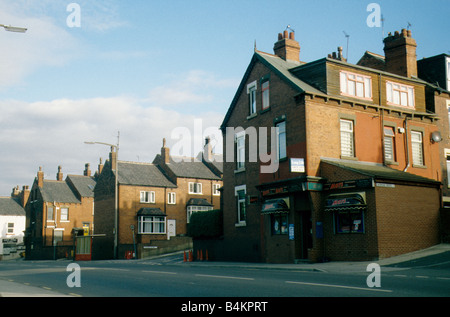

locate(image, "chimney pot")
(283, 30), (288, 39)
(289, 32), (295, 40)
(273, 30), (301, 62)
(383, 29), (417, 78)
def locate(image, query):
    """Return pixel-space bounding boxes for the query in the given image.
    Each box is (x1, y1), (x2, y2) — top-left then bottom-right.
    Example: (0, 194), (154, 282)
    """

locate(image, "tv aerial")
(343, 31), (350, 60)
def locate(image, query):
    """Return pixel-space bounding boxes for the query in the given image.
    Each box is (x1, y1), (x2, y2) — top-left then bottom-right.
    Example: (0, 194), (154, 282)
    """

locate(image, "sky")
(0, 0), (448, 196)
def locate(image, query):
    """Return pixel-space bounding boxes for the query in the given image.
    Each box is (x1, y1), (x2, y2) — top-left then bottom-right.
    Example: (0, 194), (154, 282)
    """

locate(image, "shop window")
(272, 214), (288, 235)
(334, 209), (364, 233)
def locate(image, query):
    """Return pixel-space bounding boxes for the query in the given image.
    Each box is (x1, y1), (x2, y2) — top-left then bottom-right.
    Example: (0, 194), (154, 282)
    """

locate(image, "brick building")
(25, 165), (96, 260)
(92, 138), (222, 260)
(219, 29), (442, 263)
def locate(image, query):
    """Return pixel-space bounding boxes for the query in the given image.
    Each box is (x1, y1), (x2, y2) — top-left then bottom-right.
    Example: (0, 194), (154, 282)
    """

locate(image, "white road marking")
(285, 281), (393, 293)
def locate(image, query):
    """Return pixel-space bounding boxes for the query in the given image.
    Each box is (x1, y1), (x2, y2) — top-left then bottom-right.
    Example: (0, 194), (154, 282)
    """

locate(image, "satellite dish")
(431, 131), (442, 143)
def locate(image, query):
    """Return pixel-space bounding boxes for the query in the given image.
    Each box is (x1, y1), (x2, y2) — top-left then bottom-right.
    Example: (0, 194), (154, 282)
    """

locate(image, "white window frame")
(186, 205), (213, 223)
(447, 100), (450, 136)
(386, 81), (415, 108)
(140, 191), (155, 203)
(213, 184), (221, 196)
(60, 207), (69, 222)
(411, 130), (424, 166)
(235, 131), (245, 170)
(168, 192), (176, 204)
(235, 185), (246, 226)
(340, 71), (372, 100)
(188, 182), (202, 194)
(446, 56), (450, 91)
(445, 149), (450, 188)
(247, 80), (257, 116)
(340, 119), (355, 158)
(261, 79), (270, 110)
(276, 121), (287, 160)
(384, 126), (396, 162)
(138, 216), (166, 234)
(7, 222), (14, 234)
(47, 206), (54, 221)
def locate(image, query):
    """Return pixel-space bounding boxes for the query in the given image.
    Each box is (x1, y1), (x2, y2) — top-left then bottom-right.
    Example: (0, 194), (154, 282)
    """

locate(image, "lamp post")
(85, 132), (120, 259)
(0, 24), (27, 33)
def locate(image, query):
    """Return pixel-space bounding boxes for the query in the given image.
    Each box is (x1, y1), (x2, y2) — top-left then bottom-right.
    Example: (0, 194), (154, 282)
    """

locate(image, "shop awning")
(261, 198), (290, 214)
(325, 192), (366, 211)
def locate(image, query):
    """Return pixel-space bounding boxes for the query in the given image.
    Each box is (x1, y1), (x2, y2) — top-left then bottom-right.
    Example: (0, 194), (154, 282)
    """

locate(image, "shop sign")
(324, 178), (373, 191)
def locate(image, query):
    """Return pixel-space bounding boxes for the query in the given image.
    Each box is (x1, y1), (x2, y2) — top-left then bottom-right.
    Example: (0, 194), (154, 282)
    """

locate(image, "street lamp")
(84, 132), (120, 259)
(0, 24), (27, 33)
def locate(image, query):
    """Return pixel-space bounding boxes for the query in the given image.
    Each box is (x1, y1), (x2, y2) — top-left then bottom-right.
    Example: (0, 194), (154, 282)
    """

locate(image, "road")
(1, 251), (449, 300)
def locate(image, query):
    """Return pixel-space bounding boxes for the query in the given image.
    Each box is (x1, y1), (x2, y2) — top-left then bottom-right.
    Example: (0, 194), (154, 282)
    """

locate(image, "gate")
(75, 236), (92, 261)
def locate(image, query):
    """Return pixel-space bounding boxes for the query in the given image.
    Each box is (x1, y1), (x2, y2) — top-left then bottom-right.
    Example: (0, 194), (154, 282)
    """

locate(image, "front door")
(167, 219), (176, 240)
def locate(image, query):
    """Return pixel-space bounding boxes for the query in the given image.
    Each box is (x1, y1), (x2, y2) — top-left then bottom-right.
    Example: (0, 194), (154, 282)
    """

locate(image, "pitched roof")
(221, 50), (325, 129)
(67, 175), (96, 198)
(118, 161), (177, 188)
(40, 181), (81, 204)
(321, 158), (440, 185)
(166, 156), (222, 180)
(0, 197), (25, 216)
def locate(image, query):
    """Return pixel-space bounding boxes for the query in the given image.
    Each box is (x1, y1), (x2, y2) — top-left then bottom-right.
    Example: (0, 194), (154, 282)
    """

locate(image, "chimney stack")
(98, 158), (104, 175)
(109, 146), (117, 171)
(37, 166), (44, 188)
(273, 30), (300, 62)
(21, 185), (30, 207)
(84, 163), (91, 176)
(204, 136), (213, 162)
(56, 165), (63, 181)
(161, 138), (170, 164)
(383, 29), (417, 78)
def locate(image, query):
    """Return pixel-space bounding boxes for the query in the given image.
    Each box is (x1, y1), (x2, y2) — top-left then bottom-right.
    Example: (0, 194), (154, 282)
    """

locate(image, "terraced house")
(219, 29), (445, 263)
(92, 138), (222, 260)
(25, 165), (96, 260)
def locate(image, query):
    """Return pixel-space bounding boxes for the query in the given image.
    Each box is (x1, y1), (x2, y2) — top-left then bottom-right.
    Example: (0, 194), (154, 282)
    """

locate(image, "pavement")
(1, 243), (449, 297)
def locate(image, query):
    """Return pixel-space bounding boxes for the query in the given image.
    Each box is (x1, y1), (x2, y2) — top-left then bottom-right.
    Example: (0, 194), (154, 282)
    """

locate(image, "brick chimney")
(84, 163), (91, 176)
(98, 158), (104, 175)
(383, 29), (417, 78)
(37, 166), (44, 188)
(21, 185), (30, 207)
(273, 30), (300, 62)
(161, 138), (170, 164)
(56, 165), (63, 181)
(204, 136), (213, 162)
(109, 147), (117, 171)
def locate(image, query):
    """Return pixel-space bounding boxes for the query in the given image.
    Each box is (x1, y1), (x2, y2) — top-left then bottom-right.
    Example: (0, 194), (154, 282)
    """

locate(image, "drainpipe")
(403, 117), (410, 172)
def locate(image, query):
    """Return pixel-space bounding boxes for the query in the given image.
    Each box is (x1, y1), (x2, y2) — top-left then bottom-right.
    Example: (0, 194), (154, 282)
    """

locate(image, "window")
(53, 230), (63, 245)
(411, 131), (424, 166)
(335, 210), (364, 233)
(247, 81), (257, 116)
(340, 71), (372, 99)
(7, 223), (14, 234)
(340, 119), (354, 157)
(189, 182), (202, 194)
(276, 121), (287, 159)
(138, 216), (165, 234)
(262, 80), (270, 110)
(386, 81), (415, 108)
(446, 150), (450, 188)
(447, 101), (450, 135)
(140, 191), (155, 203)
(446, 57), (450, 90)
(236, 132), (245, 170)
(47, 206), (54, 221)
(384, 126), (396, 162)
(213, 184), (221, 196)
(168, 192), (176, 204)
(186, 205), (213, 223)
(272, 214), (288, 235)
(236, 187), (246, 225)
(60, 207), (69, 221)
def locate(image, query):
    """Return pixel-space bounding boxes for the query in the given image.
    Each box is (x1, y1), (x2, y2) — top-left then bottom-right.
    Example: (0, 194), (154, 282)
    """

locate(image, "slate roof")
(321, 158), (440, 185)
(67, 175), (96, 198)
(40, 180), (81, 204)
(0, 197), (25, 216)
(118, 161), (177, 188)
(166, 156), (222, 180)
(187, 198), (213, 207)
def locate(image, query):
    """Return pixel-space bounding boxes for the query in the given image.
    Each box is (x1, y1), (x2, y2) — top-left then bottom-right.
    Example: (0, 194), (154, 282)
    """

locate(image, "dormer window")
(340, 71), (372, 100)
(386, 81), (415, 108)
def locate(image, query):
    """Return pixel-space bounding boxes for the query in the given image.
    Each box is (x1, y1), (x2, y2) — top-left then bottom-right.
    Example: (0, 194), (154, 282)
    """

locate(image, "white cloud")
(0, 96), (224, 196)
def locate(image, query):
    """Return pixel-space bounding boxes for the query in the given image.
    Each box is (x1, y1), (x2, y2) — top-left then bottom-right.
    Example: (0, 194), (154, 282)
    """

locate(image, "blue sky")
(0, 0), (448, 195)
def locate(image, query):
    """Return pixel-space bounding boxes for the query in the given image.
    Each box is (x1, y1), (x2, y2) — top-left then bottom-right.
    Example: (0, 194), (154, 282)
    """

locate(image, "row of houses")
(2, 27), (449, 263)
(0, 138), (222, 260)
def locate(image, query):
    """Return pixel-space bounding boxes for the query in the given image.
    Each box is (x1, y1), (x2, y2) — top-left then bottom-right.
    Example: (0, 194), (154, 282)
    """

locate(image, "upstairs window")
(140, 191), (155, 203)
(60, 207), (69, 221)
(247, 81), (257, 116)
(168, 192), (176, 204)
(276, 121), (287, 160)
(340, 119), (355, 157)
(261, 80), (270, 110)
(386, 81), (415, 108)
(235, 132), (245, 170)
(340, 71), (372, 99)
(189, 182), (202, 194)
(213, 184), (221, 196)
(384, 126), (396, 162)
(411, 131), (424, 166)
(7, 223), (14, 234)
